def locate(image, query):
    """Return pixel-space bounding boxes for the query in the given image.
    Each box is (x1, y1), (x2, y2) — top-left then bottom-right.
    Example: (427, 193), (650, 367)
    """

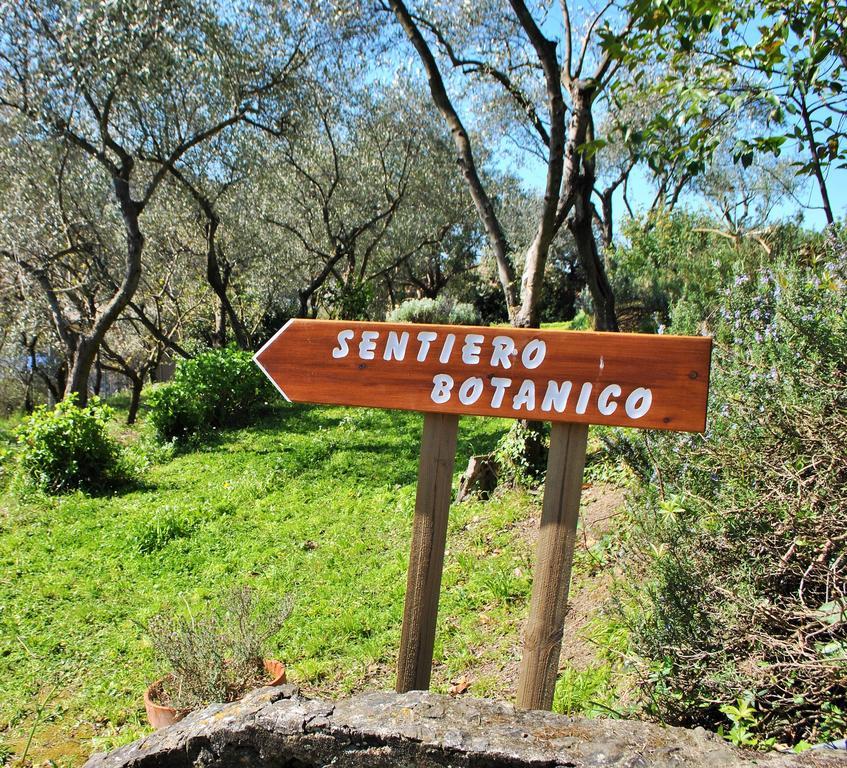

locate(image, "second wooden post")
(516, 421), (589, 710)
(396, 411), (460, 693)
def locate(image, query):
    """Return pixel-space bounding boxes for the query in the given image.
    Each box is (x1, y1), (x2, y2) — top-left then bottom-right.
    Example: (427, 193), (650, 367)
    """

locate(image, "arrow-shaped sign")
(254, 319), (712, 432)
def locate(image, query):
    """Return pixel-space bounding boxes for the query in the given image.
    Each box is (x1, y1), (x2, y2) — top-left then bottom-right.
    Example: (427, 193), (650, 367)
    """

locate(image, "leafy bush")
(608, 211), (768, 331)
(492, 420), (548, 487)
(147, 586), (292, 711)
(146, 384), (204, 443)
(386, 296), (480, 326)
(609, 228), (847, 746)
(14, 395), (128, 493)
(320, 280), (375, 320)
(148, 347), (273, 442)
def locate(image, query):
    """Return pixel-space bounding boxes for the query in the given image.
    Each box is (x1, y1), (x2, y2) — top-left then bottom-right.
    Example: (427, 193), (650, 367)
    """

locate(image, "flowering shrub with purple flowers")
(608, 226), (847, 747)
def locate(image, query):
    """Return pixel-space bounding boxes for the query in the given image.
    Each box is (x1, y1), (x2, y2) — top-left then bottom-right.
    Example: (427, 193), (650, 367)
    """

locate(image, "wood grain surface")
(396, 412), (459, 694)
(255, 319), (712, 432)
(516, 422), (589, 710)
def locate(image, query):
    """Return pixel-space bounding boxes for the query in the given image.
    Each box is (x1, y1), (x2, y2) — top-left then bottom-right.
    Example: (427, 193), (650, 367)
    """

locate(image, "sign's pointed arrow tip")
(253, 318), (295, 403)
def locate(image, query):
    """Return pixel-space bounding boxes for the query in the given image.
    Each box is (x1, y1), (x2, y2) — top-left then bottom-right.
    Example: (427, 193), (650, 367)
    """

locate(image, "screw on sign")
(255, 319), (712, 710)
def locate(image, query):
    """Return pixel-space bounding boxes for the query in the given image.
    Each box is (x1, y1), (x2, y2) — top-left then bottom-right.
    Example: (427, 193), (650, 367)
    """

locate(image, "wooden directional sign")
(254, 319), (712, 432)
(255, 317), (714, 712)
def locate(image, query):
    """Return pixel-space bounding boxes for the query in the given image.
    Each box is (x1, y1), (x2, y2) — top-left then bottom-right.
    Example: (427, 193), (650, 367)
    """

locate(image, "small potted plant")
(144, 586), (293, 729)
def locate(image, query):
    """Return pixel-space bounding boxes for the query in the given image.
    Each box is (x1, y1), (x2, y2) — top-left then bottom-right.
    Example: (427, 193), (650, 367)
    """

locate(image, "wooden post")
(516, 421), (589, 710)
(396, 411), (460, 693)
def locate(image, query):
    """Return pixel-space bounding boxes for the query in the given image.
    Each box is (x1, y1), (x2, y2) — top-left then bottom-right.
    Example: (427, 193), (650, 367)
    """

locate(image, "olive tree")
(0, 0), (306, 402)
(374, 0), (636, 329)
(258, 85), (479, 320)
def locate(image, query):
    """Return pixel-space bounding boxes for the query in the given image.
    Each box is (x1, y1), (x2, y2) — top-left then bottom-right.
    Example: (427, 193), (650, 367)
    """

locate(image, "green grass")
(0, 402), (529, 763)
(492, 313), (592, 332)
(0, 399), (631, 765)
(540, 311), (592, 331)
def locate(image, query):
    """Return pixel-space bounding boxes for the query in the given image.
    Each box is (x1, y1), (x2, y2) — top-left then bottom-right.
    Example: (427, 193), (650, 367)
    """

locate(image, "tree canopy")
(0, 0), (843, 412)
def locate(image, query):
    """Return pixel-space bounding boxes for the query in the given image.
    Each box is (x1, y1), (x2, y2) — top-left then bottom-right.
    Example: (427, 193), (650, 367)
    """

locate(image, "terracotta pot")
(144, 659), (286, 730)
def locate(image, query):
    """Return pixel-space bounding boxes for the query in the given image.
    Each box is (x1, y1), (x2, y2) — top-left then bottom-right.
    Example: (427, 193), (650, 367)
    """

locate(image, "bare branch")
(574, 0), (615, 79)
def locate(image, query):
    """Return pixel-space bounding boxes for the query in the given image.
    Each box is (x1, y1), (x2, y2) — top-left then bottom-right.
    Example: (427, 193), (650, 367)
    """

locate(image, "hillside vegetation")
(2, 224), (846, 765)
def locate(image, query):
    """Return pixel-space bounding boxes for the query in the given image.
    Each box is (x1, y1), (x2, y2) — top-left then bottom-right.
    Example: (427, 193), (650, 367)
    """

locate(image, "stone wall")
(84, 687), (847, 768)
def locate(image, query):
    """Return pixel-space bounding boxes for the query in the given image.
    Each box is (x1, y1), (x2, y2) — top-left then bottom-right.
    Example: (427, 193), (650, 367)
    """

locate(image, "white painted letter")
(575, 382), (593, 414)
(358, 331), (379, 360)
(458, 377), (484, 405)
(521, 339), (547, 369)
(416, 331), (438, 361)
(332, 329), (355, 359)
(541, 380), (573, 413)
(490, 377), (512, 408)
(490, 336), (515, 369)
(625, 387), (653, 419)
(512, 380), (536, 411)
(461, 333), (484, 365)
(440, 333), (456, 364)
(597, 384), (621, 416)
(383, 330), (409, 361)
(431, 374), (454, 404)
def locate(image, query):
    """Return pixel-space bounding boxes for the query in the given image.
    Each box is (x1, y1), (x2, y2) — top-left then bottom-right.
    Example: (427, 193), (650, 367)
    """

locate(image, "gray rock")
(83, 688), (847, 768)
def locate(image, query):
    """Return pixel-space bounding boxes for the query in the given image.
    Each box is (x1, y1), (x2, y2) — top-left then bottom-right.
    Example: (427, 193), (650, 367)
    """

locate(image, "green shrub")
(607, 211), (761, 331)
(386, 296), (481, 326)
(609, 227), (847, 746)
(492, 421), (548, 487)
(319, 280), (375, 320)
(15, 395), (128, 493)
(148, 347), (273, 442)
(146, 383), (205, 443)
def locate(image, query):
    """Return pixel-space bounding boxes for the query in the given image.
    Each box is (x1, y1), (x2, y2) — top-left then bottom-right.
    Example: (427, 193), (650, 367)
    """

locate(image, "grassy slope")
(1, 402), (587, 765)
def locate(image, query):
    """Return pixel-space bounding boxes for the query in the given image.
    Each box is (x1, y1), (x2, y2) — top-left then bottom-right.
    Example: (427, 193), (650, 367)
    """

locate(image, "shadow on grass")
(8, 471), (158, 503)
(230, 404), (504, 476)
(147, 403), (508, 492)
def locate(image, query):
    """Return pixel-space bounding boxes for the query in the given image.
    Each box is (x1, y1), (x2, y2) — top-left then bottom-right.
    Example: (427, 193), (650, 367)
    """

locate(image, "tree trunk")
(563, 83), (618, 332)
(211, 300), (227, 348)
(513, 36), (566, 330)
(63, 176), (144, 404)
(569, 200), (618, 332)
(23, 337), (37, 412)
(93, 354), (103, 396)
(598, 190), (614, 248)
(514, 238), (549, 329)
(205, 216), (250, 348)
(23, 379), (34, 413)
(44, 363), (65, 405)
(127, 375), (143, 425)
(297, 290), (310, 319)
(64, 337), (99, 405)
